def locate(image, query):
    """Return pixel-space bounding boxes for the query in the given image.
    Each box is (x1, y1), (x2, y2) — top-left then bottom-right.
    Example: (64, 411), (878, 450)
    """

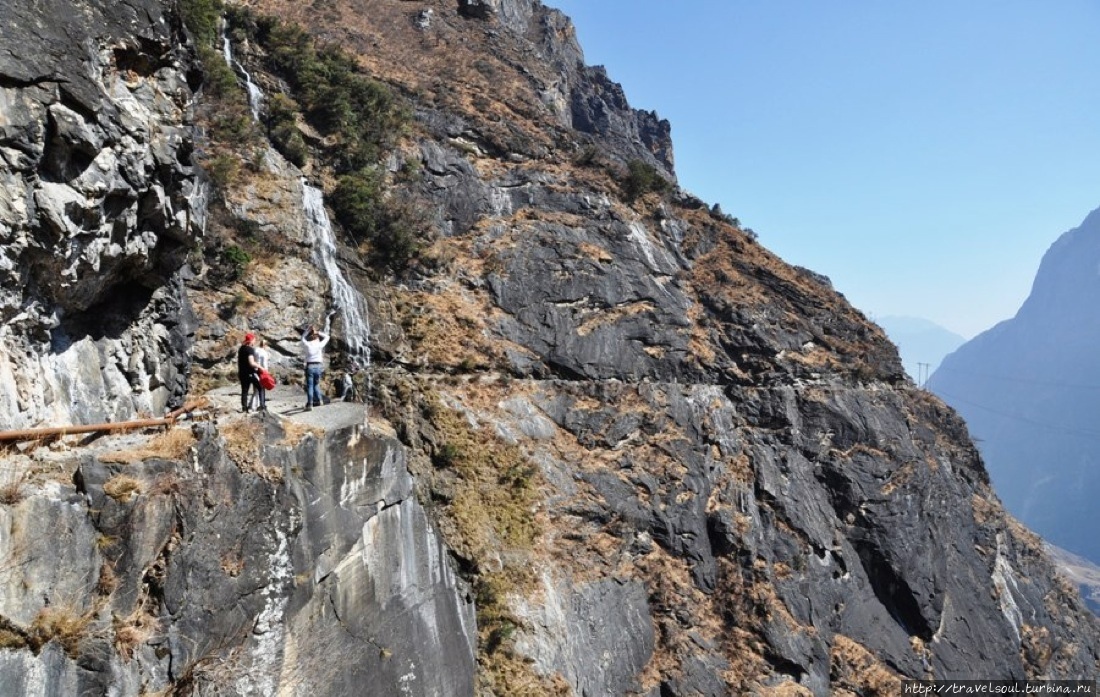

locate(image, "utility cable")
(931, 365), (1100, 391)
(933, 389), (1100, 442)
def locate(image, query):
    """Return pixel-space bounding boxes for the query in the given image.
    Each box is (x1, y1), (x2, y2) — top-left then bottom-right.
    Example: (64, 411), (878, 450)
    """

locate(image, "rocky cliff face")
(0, 398), (476, 695)
(929, 207), (1100, 566)
(0, 0), (202, 431)
(1, 0), (1097, 695)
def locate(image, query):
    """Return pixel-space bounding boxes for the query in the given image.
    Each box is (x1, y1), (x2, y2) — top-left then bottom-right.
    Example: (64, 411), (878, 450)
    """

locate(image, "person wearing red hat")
(237, 332), (265, 412)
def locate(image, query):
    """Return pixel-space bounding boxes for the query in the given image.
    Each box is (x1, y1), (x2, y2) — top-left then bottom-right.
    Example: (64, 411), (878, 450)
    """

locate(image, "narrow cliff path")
(204, 384), (393, 436)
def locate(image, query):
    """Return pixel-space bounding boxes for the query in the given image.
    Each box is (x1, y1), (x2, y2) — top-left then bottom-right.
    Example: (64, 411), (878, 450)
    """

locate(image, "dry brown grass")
(879, 460), (917, 496)
(575, 301), (655, 337)
(0, 615), (28, 650)
(829, 635), (902, 696)
(971, 492), (998, 527)
(395, 285), (503, 372)
(237, 0), (561, 164)
(29, 605), (97, 656)
(1020, 624), (1053, 674)
(476, 651), (571, 697)
(1004, 513), (1045, 557)
(0, 626), (27, 650)
(429, 399), (541, 559)
(0, 470), (27, 505)
(103, 474), (143, 502)
(416, 392), (565, 691)
(221, 420), (283, 482)
(221, 550), (245, 577)
(684, 210), (895, 381)
(96, 562), (119, 596)
(99, 427), (196, 465)
(278, 419), (325, 446)
(149, 472), (184, 497)
(685, 299), (719, 368)
(631, 548), (730, 691)
(576, 242), (613, 263)
(113, 606), (160, 660)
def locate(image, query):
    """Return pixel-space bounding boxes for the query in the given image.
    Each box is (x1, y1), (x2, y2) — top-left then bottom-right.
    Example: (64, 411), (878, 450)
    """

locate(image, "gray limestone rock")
(0, 0), (200, 430)
(515, 575), (655, 696)
(488, 221), (696, 382)
(0, 418), (476, 697)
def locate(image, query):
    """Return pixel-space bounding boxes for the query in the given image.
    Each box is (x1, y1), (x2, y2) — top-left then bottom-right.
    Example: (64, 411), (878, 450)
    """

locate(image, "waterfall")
(220, 22), (264, 121)
(301, 181), (372, 367)
(219, 19), (372, 388)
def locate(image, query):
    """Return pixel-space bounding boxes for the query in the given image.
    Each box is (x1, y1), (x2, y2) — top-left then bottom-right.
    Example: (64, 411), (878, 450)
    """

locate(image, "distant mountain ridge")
(929, 206), (1100, 564)
(878, 315), (966, 385)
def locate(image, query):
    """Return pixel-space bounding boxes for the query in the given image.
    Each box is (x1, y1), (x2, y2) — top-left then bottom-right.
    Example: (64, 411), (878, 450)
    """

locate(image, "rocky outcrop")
(0, 0), (202, 430)
(0, 404), (475, 696)
(569, 66), (675, 175)
(521, 1), (677, 177)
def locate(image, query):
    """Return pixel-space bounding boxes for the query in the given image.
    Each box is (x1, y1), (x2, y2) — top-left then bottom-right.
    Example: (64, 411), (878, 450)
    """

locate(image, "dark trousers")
(240, 373), (264, 410)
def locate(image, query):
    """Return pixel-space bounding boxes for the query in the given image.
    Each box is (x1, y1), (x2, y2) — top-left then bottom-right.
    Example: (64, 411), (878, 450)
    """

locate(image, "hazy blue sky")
(548, 1), (1100, 339)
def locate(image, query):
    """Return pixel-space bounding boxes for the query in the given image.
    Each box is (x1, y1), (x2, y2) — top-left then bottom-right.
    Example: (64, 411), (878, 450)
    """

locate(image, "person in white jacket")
(301, 325), (330, 410)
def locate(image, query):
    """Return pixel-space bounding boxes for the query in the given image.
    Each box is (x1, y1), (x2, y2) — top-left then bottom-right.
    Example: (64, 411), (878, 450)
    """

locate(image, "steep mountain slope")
(929, 207), (1100, 565)
(0, 0), (1097, 695)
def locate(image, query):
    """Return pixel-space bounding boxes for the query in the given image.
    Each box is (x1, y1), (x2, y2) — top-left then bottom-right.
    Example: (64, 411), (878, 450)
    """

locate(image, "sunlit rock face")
(0, 0), (202, 430)
(0, 416), (476, 696)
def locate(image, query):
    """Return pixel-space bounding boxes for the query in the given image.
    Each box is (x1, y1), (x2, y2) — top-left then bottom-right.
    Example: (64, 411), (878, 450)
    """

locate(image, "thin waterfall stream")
(301, 181), (372, 367)
(220, 22), (264, 120)
(221, 25), (373, 391)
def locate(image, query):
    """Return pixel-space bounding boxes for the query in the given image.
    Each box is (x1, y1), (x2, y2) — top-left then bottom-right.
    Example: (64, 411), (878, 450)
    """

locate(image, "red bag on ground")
(258, 368), (276, 390)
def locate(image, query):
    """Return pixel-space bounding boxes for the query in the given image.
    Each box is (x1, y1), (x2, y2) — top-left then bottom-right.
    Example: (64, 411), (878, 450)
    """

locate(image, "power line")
(931, 364), (1100, 391)
(934, 389), (1100, 442)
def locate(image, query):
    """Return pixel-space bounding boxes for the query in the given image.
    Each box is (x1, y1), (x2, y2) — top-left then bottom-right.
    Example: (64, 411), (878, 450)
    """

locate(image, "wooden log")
(0, 398), (208, 443)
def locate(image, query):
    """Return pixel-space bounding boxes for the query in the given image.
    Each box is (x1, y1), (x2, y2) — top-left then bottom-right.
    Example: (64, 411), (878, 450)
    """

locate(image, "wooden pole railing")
(0, 398), (209, 443)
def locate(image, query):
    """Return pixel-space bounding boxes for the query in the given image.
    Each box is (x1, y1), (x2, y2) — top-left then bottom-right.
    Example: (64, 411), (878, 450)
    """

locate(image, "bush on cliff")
(181, 0), (263, 180)
(330, 170), (427, 272)
(234, 11), (409, 172)
(266, 93), (309, 167)
(621, 158), (671, 202)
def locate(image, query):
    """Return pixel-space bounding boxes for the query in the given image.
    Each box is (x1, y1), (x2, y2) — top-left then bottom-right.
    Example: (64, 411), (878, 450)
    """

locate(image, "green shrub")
(179, 0), (238, 100)
(374, 193), (427, 271)
(621, 158), (671, 202)
(231, 217), (263, 241)
(182, 0), (263, 173)
(180, 0), (223, 48)
(222, 245), (251, 278)
(204, 152), (240, 189)
(573, 145), (603, 168)
(237, 12), (409, 172)
(435, 442), (463, 467)
(329, 171), (428, 272)
(209, 102), (256, 143)
(396, 158), (422, 183)
(201, 50), (240, 97)
(267, 93), (308, 166)
(330, 168), (385, 245)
